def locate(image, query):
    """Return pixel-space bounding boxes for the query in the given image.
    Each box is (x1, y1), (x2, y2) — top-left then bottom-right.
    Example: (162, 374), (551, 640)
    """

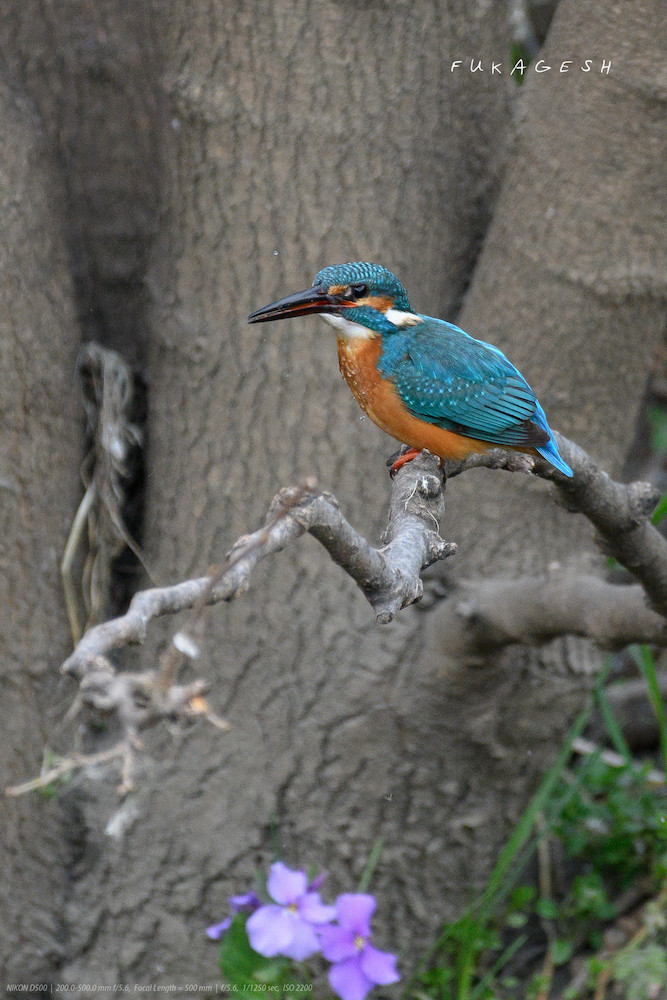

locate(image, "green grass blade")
(410, 664), (611, 1000)
(469, 933), (527, 1000)
(632, 645), (667, 775)
(358, 837), (384, 893)
(595, 678), (632, 761)
(476, 690), (599, 921)
(455, 674), (605, 998)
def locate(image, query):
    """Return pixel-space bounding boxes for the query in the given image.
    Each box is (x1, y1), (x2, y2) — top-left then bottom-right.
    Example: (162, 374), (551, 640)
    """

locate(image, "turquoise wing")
(378, 319), (549, 447)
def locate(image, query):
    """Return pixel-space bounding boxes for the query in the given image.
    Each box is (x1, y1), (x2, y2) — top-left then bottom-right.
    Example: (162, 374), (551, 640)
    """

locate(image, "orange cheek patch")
(326, 287), (394, 313)
(335, 294), (395, 312)
(357, 294), (394, 312)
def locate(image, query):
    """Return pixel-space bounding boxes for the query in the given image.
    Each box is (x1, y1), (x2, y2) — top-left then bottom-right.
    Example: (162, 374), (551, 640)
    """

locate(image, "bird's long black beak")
(248, 286), (346, 324)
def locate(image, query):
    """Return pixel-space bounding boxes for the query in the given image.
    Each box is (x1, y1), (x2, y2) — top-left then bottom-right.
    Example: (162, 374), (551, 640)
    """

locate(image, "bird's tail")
(536, 441), (573, 477)
(532, 402), (573, 477)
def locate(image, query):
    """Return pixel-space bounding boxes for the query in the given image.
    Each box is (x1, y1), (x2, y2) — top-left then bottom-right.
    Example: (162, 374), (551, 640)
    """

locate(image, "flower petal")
(206, 918), (231, 940)
(360, 944), (400, 985)
(229, 892), (260, 912)
(334, 894), (376, 936)
(299, 892), (337, 925)
(281, 916), (322, 961)
(267, 862), (308, 905)
(247, 905), (294, 957)
(328, 958), (373, 1000)
(307, 871), (328, 892)
(318, 924), (358, 962)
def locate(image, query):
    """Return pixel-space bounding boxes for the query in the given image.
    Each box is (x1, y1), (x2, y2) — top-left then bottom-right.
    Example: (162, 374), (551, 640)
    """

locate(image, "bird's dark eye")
(347, 283), (368, 300)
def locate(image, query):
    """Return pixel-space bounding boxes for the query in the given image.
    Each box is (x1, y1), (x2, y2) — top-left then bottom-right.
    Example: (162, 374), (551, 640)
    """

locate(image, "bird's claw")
(387, 447), (422, 477)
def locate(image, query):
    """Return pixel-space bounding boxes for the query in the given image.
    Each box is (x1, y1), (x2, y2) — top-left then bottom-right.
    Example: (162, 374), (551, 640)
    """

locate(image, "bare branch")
(0, 453), (458, 797)
(550, 434), (667, 617)
(431, 573), (667, 666)
(445, 448), (536, 477)
(20, 432), (665, 799)
(446, 432), (667, 617)
(62, 453), (454, 685)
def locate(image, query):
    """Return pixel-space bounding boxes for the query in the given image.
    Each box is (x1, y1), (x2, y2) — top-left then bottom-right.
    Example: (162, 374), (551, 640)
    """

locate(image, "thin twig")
(5, 745), (130, 797)
(154, 483), (316, 693)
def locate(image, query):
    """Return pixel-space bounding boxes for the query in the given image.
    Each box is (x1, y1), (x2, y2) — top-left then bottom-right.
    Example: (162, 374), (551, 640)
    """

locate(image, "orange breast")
(336, 336), (496, 461)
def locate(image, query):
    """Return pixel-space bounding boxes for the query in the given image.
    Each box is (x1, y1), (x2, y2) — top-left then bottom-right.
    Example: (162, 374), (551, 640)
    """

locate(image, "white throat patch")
(319, 313), (377, 340)
(320, 309), (421, 339)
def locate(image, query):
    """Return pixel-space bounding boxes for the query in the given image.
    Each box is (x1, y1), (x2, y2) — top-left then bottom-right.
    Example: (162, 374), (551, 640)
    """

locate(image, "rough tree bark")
(0, 1), (161, 365)
(415, 0), (664, 941)
(415, 0), (665, 955)
(47, 1), (515, 986)
(0, 84), (80, 981)
(0, 0), (664, 991)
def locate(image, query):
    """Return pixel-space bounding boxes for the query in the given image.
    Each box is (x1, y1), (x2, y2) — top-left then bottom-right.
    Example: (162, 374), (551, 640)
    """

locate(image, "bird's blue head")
(313, 263), (412, 314)
(247, 262), (415, 334)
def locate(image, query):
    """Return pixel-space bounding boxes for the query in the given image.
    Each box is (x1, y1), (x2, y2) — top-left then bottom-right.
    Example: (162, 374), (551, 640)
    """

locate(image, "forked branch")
(62, 452), (453, 684)
(3, 454), (454, 797)
(8, 431), (665, 798)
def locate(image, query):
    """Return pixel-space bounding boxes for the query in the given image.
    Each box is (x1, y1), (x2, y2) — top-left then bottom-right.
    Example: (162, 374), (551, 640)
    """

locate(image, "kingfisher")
(248, 262), (572, 477)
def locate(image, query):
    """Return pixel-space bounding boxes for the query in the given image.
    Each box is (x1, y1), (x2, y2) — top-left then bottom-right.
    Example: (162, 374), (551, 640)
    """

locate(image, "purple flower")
(307, 870), (328, 892)
(206, 919), (231, 941)
(246, 862), (336, 961)
(207, 892), (261, 940)
(319, 894), (400, 1000)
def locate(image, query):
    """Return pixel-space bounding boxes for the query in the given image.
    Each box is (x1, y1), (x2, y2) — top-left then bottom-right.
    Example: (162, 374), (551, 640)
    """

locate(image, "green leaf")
(551, 939), (574, 966)
(647, 406), (667, 458)
(218, 914), (290, 991)
(509, 43), (531, 84)
(253, 962), (290, 985)
(651, 489), (667, 526)
(613, 942), (667, 1000)
(508, 885), (536, 910)
(570, 872), (616, 921)
(535, 898), (559, 920)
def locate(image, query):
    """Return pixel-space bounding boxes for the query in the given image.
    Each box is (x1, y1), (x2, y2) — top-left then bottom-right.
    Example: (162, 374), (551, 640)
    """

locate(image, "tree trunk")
(58, 0), (515, 983)
(0, 1), (161, 364)
(0, 0), (663, 989)
(417, 0), (665, 947)
(0, 84), (80, 981)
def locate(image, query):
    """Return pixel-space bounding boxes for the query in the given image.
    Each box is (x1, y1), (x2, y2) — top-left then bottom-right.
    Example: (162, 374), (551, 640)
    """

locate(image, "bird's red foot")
(388, 447), (422, 476)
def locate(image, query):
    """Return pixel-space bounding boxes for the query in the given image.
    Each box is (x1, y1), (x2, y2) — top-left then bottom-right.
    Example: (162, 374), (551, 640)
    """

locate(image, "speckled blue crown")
(313, 262), (412, 312)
